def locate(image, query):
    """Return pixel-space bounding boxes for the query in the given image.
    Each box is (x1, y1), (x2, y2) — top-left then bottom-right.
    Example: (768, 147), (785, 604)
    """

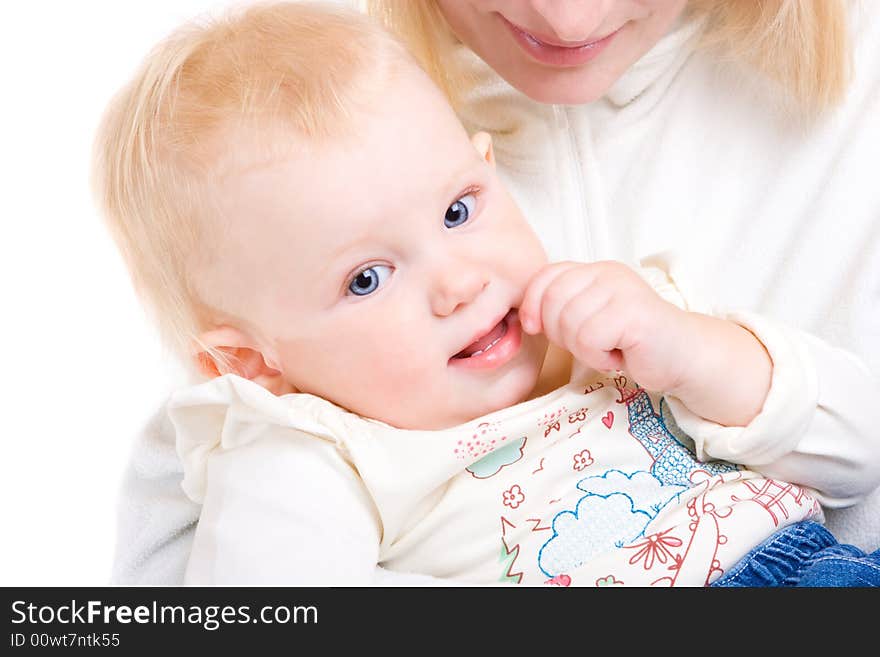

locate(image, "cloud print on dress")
(538, 494), (649, 577)
(537, 470), (687, 577)
(466, 437), (527, 479)
(577, 469), (686, 515)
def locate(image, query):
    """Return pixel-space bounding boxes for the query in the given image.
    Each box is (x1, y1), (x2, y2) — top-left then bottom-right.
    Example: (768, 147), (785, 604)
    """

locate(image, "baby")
(93, 1), (880, 586)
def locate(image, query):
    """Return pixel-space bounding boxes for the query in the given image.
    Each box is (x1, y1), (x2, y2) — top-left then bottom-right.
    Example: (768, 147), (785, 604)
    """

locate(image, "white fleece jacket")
(110, 5), (880, 584)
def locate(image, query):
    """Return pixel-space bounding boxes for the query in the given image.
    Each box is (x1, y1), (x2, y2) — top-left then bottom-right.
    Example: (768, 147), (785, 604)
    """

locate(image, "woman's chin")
(509, 67), (617, 105)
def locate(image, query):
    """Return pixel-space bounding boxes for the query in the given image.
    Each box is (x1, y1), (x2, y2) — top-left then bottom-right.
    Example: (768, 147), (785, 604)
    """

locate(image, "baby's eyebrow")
(440, 162), (483, 201)
(323, 228), (373, 265)
(317, 232), (376, 285)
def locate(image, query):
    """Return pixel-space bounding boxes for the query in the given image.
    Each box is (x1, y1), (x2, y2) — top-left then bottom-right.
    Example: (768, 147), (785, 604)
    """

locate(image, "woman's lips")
(449, 309), (522, 371)
(501, 16), (620, 68)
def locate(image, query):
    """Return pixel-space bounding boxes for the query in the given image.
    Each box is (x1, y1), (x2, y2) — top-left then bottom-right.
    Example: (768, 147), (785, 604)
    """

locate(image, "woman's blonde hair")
(365, 0), (851, 114)
(92, 1), (408, 369)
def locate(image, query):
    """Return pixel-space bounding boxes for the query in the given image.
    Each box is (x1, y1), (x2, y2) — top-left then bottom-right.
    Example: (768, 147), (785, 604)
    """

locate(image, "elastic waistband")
(711, 520), (836, 587)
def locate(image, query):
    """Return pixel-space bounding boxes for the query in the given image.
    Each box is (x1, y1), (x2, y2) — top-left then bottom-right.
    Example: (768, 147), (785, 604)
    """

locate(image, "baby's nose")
(430, 265), (490, 317)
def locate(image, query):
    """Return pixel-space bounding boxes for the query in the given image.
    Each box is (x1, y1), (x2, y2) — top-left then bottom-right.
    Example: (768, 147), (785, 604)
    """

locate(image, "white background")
(0, 0), (325, 585)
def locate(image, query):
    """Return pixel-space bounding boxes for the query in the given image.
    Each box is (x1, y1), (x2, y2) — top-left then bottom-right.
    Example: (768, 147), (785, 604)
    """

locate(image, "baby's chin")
(363, 339), (548, 430)
(406, 368), (541, 431)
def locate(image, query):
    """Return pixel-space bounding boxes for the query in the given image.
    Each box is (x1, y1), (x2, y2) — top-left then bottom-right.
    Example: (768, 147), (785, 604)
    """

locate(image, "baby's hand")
(519, 261), (690, 393)
(519, 260), (773, 427)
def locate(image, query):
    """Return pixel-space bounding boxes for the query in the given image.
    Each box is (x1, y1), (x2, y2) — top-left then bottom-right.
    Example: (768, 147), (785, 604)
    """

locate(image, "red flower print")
(624, 528), (683, 570)
(544, 574), (572, 587)
(572, 449), (594, 471)
(544, 421), (561, 437)
(502, 484), (525, 509)
(538, 407), (567, 436)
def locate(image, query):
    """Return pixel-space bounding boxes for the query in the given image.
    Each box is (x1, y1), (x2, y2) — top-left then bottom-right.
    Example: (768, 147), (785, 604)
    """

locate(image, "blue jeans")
(710, 520), (880, 587)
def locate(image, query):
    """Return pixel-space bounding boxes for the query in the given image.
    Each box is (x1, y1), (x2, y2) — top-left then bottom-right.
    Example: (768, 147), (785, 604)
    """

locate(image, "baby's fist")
(519, 261), (689, 392)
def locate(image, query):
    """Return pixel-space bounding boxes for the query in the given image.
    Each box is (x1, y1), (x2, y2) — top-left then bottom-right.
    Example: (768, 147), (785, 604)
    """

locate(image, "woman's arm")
(110, 405), (200, 585)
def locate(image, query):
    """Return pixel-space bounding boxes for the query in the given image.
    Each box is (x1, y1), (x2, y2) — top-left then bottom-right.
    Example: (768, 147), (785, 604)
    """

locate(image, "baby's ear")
(193, 326), (296, 396)
(470, 131), (495, 167)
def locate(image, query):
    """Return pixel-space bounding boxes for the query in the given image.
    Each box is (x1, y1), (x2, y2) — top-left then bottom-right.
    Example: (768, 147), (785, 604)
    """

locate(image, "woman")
(112, 0), (880, 584)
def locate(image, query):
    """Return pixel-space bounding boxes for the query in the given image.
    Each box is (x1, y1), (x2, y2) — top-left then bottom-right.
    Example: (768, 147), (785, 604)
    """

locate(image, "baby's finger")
(556, 288), (613, 355)
(570, 343), (625, 373)
(537, 267), (603, 345)
(569, 302), (629, 370)
(519, 261), (585, 334)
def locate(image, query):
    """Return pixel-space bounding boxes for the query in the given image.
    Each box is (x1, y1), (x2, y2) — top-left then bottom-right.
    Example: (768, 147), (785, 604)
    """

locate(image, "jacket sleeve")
(110, 404), (200, 585)
(640, 255), (880, 508)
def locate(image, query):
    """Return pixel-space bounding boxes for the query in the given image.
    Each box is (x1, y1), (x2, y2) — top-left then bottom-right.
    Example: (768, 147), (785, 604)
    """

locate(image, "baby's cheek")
(505, 221), (548, 281)
(346, 348), (444, 428)
(363, 340), (431, 386)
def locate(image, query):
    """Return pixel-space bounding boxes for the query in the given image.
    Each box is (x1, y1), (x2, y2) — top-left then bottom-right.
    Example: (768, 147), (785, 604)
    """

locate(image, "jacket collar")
(604, 15), (705, 107)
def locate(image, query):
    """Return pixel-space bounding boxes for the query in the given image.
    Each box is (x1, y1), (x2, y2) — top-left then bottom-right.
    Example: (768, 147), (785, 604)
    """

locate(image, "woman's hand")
(519, 261), (772, 427)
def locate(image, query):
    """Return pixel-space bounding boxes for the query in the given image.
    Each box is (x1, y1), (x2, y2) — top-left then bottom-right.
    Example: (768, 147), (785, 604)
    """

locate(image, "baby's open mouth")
(451, 310), (514, 360)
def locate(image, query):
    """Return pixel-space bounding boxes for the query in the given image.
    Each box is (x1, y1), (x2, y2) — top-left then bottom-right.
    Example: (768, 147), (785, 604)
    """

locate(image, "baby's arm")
(519, 260), (880, 505)
(185, 428), (381, 585)
(667, 320), (880, 507)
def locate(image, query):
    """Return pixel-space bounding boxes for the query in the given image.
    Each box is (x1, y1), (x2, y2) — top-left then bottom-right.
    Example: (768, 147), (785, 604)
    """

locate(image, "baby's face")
(208, 65), (549, 429)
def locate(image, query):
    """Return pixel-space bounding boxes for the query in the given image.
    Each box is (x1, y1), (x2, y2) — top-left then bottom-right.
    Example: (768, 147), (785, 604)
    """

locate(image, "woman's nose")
(430, 262), (490, 317)
(529, 0), (610, 44)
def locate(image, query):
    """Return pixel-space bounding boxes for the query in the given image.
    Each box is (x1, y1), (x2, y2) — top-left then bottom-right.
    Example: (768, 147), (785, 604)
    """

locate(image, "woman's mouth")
(501, 16), (621, 68)
(449, 309), (522, 370)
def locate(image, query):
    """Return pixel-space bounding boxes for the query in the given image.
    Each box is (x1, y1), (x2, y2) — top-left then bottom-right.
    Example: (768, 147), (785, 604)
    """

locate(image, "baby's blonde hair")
(365, 0), (851, 115)
(92, 1), (409, 370)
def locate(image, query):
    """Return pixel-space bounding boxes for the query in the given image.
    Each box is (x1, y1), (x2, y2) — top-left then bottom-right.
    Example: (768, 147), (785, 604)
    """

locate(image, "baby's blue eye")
(348, 264), (392, 296)
(445, 193), (477, 228)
